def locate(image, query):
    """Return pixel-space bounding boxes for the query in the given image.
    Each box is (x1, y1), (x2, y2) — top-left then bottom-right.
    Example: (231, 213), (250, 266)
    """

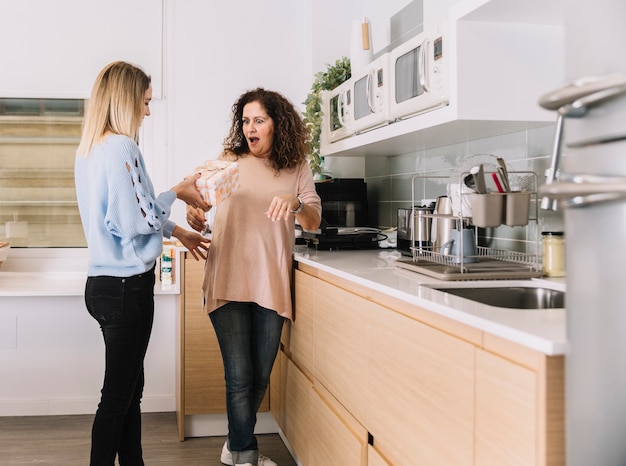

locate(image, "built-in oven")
(389, 22), (449, 121)
(351, 52), (393, 134)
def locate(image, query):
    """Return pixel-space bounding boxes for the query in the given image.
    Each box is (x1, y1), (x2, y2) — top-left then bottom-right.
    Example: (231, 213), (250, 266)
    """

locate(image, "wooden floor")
(0, 412), (297, 465)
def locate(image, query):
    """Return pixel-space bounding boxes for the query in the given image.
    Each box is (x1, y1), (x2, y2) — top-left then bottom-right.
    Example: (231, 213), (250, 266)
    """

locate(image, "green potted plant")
(302, 57), (351, 176)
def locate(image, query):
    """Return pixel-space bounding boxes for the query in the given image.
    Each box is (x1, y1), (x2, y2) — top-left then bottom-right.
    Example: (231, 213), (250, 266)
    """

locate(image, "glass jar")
(542, 231), (565, 277)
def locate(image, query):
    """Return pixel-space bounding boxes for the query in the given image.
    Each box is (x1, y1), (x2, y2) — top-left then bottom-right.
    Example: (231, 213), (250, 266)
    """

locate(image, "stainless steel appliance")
(430, 195), (456, 251)
(538, 1), (626, 463)
(397, 205), (433, 255)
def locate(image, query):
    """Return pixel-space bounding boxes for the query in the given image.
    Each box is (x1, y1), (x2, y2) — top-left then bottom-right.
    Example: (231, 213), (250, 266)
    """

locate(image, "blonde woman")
(75, 61), (209, 466)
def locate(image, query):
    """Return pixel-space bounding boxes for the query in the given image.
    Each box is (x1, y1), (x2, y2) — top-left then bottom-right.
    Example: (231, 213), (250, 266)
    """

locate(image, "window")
(0, 98), (86, 247)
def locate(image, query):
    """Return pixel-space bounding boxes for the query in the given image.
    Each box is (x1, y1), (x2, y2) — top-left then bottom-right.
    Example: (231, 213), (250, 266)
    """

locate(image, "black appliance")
(301, 178), (381, 250)
(314, 178), (368, 227)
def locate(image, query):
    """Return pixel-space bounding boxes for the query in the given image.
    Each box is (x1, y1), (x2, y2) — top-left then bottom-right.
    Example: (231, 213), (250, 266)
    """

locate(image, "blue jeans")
(84, 267), (155, 466)
(210, 302), (285, 465)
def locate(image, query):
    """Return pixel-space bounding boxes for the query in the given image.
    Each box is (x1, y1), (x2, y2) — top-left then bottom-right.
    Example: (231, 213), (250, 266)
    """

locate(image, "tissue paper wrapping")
(195, 160), (239, 205)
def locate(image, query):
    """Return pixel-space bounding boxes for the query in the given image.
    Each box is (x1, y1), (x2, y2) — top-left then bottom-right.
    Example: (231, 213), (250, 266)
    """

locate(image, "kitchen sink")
(431, 286), (565, 309)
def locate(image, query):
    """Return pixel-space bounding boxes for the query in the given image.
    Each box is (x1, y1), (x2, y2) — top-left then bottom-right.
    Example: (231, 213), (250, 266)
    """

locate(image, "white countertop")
(0, 247), (181, 296)
(294, 247), (567, 356)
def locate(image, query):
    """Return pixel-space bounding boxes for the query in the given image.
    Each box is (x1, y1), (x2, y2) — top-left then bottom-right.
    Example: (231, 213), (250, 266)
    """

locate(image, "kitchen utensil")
(431, 196), (457, 250)
(491, 172), (505, 193)
(470, 165), (487, 194)
(496, 157), (511, 191)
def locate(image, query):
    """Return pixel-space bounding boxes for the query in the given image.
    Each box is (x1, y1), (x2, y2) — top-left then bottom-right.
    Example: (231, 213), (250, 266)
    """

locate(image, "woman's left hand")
(265, 194), (299, 222)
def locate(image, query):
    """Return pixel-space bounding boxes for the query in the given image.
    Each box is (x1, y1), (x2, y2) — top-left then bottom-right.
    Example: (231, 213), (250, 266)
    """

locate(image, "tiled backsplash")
(361, 125), (566, 253)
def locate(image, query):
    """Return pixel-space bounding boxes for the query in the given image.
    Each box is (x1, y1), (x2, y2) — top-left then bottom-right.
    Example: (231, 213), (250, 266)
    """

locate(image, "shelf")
(320, 0), (564, 158)
(322, 113), (553, 157)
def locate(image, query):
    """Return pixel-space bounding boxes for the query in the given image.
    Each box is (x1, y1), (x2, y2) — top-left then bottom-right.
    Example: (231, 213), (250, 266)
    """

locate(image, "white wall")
(161, 0), (314, 225)
(309, 0), (413, 179)
(0, 0), (163, 98)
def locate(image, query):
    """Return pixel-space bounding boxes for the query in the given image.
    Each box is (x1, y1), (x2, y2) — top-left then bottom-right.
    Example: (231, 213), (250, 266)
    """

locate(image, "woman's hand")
(172, 173), (209, 211)
(172, 226), (210, 261)
(265, 193), (300, 222)
(186, 205), (209, 233)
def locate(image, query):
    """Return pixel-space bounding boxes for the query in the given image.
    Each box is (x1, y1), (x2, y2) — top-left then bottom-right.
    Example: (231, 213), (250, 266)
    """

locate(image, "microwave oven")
(320, 79), (354, 143)
(351, 52), (393, 134)
(389, 22), (449, 121)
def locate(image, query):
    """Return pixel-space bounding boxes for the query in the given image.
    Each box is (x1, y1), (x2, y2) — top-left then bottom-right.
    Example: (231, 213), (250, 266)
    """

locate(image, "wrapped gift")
(194, 160), (239, 205)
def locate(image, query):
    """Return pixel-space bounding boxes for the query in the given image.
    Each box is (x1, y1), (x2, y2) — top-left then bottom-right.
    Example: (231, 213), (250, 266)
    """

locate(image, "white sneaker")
(256, 456), (277, 466)
(221, 441), (277, 466)
(221, 441), (235, 465)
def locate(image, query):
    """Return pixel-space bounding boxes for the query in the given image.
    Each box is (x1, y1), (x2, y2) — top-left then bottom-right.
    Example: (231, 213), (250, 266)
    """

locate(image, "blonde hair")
(77, 61), (151, 157)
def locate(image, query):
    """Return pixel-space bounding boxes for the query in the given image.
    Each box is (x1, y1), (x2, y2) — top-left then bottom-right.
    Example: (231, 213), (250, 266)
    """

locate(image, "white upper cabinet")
(321, 0), (565, 157)
(0, 0), (163, 98)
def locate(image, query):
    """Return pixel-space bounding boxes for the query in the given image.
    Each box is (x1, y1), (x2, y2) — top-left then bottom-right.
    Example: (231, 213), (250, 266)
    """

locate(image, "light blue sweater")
(75, 134), (176, 277)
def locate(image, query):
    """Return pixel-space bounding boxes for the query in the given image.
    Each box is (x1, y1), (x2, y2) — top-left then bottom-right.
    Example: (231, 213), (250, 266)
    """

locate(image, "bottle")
(542, 231), (565, 277)
(161, 246), (174, 288)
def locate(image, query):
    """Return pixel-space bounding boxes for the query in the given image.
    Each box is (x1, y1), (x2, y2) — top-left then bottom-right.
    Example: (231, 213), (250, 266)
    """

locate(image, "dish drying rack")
(395, 171), (543, 280)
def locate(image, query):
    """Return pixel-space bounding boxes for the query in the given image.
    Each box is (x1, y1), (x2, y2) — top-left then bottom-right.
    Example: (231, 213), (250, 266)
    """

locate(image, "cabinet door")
(182, 254), (270, 416)
(313, 279), (370, 423)
(287, 270), (316, 373)
(308, 382), (368, 466)
(367, 445), (392, 466)
(281, 355), (312, 465)
(475, 349), (537, 466)
(367, 304), (475, 466)
(183, 255), (226, 414)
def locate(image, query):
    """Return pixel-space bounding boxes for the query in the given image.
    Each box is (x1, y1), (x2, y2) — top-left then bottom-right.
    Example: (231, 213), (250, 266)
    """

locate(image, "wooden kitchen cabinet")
(308, 381), (368, 466)
(475, 337), (565, 466)
(175, 252), (269, 440)
(367, 297), (475, 466)
(367, 446), (392, 466)
(279, 355), (312, 464)
(280, 263), (565, 465)
(278, 348), (368, 466)
(313, 275), (370, 424)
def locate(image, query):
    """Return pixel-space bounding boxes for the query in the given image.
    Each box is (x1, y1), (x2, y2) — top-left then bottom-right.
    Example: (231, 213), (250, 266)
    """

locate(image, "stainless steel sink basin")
(432, 286), (565, 309)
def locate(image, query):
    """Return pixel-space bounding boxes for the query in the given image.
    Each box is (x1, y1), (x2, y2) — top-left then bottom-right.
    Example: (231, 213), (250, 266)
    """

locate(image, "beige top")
(202, 152), (321, 320)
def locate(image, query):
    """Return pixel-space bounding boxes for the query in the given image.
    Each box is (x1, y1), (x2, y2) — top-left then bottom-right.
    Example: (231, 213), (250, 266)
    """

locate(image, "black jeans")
(84, 267), (155, 466)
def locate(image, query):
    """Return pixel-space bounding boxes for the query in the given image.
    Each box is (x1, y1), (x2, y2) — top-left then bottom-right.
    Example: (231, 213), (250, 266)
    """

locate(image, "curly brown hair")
(223, 88), (310, 171)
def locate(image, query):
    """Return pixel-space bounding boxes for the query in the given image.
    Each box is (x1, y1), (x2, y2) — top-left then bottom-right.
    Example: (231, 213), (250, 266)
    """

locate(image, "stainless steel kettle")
(431, 196), (457, 251)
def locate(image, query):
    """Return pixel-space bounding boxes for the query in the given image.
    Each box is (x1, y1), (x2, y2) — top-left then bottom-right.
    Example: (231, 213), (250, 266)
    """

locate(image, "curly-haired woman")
(186, 88), (322, 466)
